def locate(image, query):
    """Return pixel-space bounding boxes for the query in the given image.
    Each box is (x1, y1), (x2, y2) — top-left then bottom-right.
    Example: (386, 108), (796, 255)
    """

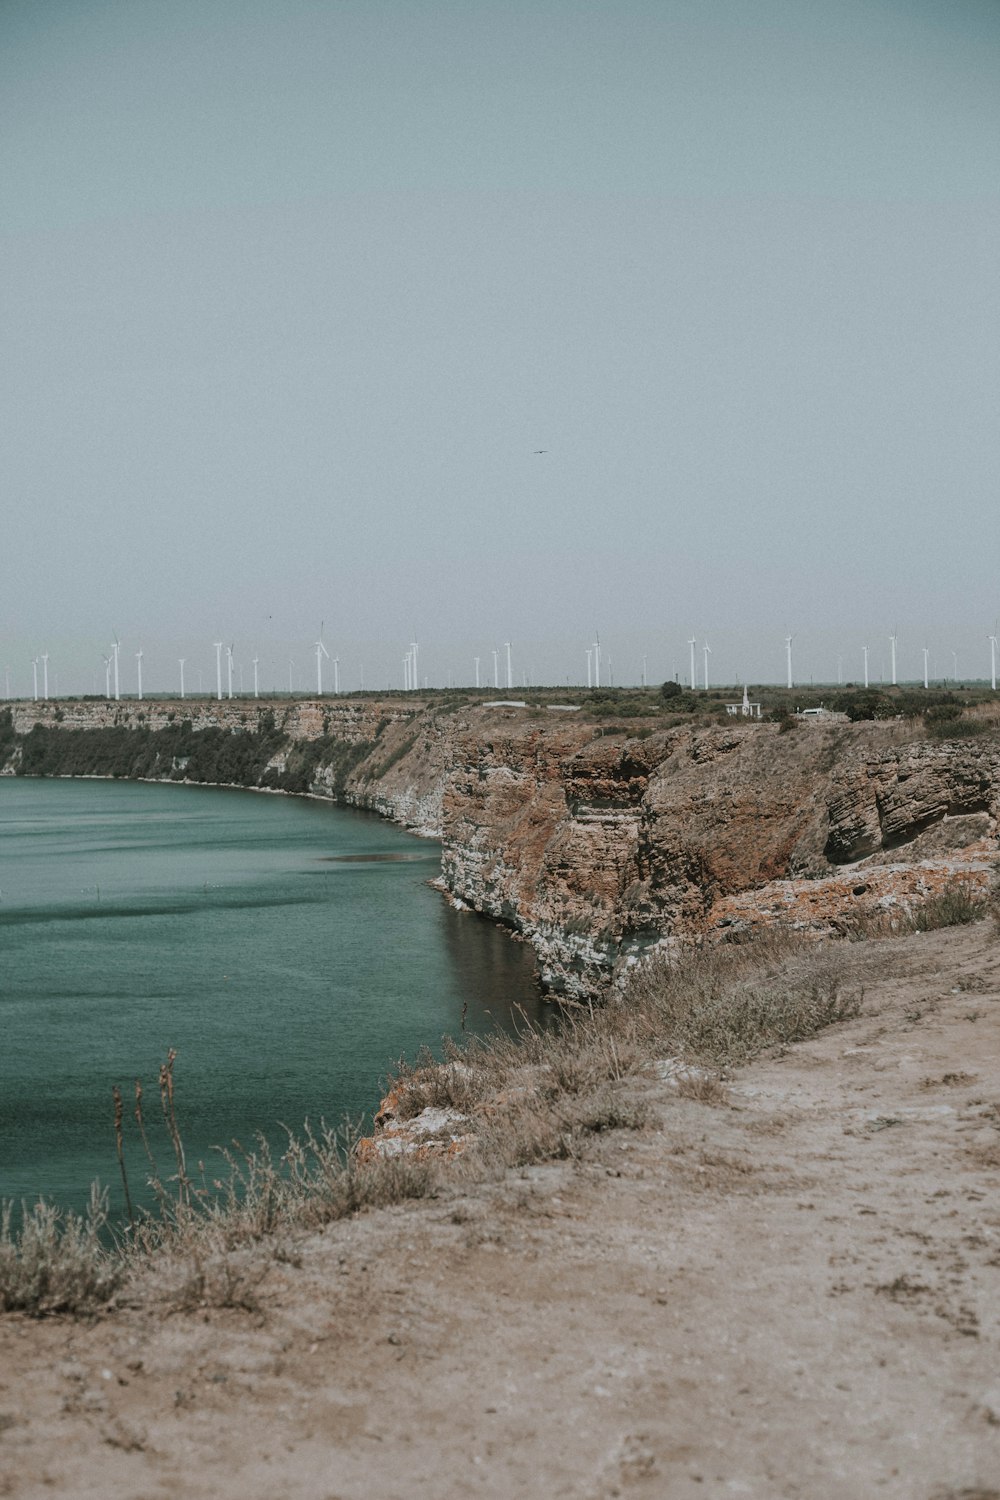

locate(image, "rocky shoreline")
(3, 697), (999, 997)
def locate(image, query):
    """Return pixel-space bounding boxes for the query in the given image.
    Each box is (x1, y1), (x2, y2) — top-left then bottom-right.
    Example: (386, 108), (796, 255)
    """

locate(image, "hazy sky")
(3, 0), (999, 694)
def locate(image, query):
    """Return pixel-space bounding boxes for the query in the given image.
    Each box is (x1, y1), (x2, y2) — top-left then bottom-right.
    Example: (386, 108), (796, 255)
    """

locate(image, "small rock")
(101, 1416), (147, 1452)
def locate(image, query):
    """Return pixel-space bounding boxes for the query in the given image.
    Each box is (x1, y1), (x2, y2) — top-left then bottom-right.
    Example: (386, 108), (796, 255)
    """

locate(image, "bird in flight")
(534, 449), (549, 454)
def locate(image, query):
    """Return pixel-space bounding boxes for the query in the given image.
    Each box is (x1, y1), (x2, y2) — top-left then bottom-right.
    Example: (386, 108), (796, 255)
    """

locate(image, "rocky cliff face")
(435, 713), (999, 994)
(4, 700), (998, 997)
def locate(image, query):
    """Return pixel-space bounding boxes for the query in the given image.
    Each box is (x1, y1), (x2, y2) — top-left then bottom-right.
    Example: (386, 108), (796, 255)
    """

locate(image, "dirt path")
(3, 925), (1000, 1499)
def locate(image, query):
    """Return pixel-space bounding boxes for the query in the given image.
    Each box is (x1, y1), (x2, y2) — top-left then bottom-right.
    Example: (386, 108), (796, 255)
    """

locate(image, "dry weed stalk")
(112, 1085), (134, 1230)
(133, 1077), (171, 1217)
(158, 1049), (190, 1207)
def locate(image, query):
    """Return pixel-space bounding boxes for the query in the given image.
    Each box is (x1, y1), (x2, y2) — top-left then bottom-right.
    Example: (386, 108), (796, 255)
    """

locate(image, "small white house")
(725, 686), (763, 719)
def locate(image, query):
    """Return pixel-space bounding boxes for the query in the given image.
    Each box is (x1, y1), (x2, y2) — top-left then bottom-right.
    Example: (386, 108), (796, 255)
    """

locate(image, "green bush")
(832, 691), (896, 721)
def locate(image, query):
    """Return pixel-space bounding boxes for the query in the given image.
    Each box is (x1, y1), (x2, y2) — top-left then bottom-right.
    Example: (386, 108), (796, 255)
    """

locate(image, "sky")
(2, 0), (999, 695)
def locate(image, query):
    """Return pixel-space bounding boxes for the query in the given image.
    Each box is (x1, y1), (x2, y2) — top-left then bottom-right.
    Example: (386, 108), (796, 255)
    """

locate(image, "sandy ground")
(3, 924), (1000, 1500)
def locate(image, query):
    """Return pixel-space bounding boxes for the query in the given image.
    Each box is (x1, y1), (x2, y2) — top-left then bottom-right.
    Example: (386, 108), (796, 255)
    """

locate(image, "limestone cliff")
(435, 713), (1000, 993)
(3, 700), (998, 997)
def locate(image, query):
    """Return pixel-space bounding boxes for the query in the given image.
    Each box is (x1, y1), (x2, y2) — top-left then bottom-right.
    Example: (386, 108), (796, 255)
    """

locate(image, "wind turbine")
(492, 648), (499, 689)
(226, 643), (234, 700)
(592, 635), (600, 689)
(111, 634), (121, 701)
(288, 658), (295, 694)
(252, 656), (259, 699)
(410, 640), (419, 692)
(862, 645), (870, 689)
(333, 656), (340, 695)
(586, 647), (593, 689)
(641, 654), (647, 689)
(922, 646), (929, 690)
(889, 631), (898, 687)
(474, 656), (480, 689)
(688, 638), (697, 691)
(102, 655), (112, 699)
(40, 653), (49, 700)
(31, 657), (38, 702)
(214, 642), (223, 701)
(989, 626), (998, 692)
(135, 648), (143, 701)
(702, 641), (712, 691)
(110, 633), (121, 702)
(314, 629), (329, 695)
(505, 641), (513, 690)
(178, 658), (186, 699)
(785, 634), (794, 691)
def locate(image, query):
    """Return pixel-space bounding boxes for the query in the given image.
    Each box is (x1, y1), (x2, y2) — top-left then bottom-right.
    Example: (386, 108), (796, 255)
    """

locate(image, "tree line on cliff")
(7, 715), (378, 796)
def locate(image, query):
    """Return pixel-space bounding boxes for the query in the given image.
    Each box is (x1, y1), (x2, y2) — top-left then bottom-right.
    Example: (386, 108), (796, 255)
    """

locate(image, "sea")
(0, 777), (546, 1215)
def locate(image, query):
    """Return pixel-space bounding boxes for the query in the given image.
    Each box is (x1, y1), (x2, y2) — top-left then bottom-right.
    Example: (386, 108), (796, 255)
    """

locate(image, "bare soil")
(3, 924), (1000, 1500)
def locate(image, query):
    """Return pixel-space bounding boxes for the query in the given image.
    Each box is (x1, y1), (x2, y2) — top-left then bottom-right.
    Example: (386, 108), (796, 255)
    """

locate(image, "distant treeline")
(1, 711), (379, 796)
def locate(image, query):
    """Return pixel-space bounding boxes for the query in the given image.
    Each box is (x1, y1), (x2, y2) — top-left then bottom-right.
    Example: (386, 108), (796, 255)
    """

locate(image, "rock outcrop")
(3, 700), (998, 998)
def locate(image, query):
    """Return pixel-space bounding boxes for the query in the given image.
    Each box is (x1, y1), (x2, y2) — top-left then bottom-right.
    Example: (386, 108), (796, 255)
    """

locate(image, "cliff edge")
(3, 699), (998, 996)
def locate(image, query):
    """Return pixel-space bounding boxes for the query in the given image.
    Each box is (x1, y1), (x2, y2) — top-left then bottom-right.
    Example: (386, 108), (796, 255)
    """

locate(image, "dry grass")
(675, 1072), (730, 1106)
(1, 928), (871, 1317)
(1, 1111), (437, 1317)
(848, 876), (996, 941)
(906, 881), (989, 932)
(119, 1117), (438, 1309)
(0, 1186), (121, 1315)
(621, 934), (865, 1068)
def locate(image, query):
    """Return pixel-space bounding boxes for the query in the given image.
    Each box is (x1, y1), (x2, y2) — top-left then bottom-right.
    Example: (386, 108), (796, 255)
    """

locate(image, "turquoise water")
(0, 778), (545, 1213)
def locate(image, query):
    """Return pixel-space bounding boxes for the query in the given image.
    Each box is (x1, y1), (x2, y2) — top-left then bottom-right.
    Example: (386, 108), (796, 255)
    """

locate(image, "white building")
(725, 685), (763, 719)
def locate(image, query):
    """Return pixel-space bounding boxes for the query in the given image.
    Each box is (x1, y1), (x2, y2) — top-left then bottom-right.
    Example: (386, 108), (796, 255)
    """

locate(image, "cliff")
(3, 700), (998, 997)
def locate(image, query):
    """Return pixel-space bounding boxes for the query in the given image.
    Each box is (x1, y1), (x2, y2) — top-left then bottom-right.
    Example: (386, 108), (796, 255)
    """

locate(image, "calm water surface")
(0, 778), (546, 1211)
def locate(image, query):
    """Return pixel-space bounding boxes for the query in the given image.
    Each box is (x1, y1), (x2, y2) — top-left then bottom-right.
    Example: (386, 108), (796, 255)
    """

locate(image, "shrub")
(833, 691), (896, 722)
(905, 881), (986, 931)
(0, 1187), (121, 1315)
(926, 717), (986, 740)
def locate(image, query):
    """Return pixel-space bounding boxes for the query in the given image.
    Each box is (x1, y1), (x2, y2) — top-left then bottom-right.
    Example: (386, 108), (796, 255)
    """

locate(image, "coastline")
(3, 697), (999, 998)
